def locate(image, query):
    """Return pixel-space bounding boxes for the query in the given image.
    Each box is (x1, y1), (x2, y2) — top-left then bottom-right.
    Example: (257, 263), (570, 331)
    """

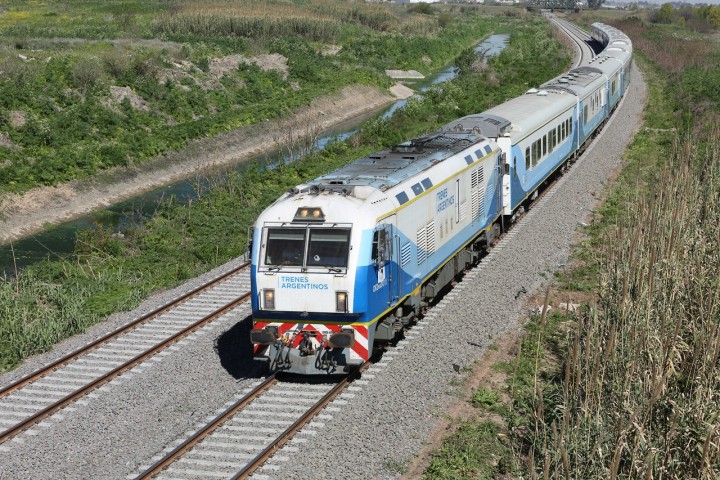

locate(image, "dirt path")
(0, 84), (403, 244)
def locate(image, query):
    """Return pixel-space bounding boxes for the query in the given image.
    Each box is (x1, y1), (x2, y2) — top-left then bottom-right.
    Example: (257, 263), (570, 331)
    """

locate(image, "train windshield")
(265, 228), (306, 266)
(263, 227), (351, 268)
(307, 229), (350, 267)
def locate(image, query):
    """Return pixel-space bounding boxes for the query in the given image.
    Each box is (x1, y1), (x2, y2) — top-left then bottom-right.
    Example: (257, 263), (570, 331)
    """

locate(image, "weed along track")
(0, 263), (252, 444)
(135, 365), (368, 480)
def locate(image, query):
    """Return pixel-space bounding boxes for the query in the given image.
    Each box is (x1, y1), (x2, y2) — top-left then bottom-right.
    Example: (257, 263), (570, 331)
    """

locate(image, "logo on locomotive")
(436, 187), (455, 213)
(278, 275), (329, 290)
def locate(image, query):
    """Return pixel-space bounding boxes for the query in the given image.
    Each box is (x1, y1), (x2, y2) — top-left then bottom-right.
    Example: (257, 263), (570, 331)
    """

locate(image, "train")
(248, 22), (632, 374)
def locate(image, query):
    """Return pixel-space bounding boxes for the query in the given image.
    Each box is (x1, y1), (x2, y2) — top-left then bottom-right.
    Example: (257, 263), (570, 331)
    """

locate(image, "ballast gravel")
(0, 63), (646, 480)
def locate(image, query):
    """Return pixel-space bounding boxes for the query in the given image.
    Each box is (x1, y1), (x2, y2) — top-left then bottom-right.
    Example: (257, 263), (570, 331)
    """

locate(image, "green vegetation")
(0, 0), (496, 192)
(0, 13), (566, 372)
(649, 3), (720, 31)
(528, 145), (720, 477)
(359, 21), (570, 149)
(424, 420), (512, 479)
(471, 386), (501, 410)
(423, 14), (720, 480)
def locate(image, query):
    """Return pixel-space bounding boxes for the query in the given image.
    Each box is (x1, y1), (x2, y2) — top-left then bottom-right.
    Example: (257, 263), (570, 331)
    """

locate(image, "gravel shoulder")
(0, 84), (397, 245)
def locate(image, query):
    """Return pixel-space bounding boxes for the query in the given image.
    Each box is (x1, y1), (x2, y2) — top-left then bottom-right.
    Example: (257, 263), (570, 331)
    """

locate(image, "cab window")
(264, 228), (305, 266)
(306, 229), (351, 267)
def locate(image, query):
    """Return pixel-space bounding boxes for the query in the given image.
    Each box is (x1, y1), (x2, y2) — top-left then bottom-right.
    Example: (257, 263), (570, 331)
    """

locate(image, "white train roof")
(444, 22), (631, 145)
(299, 131), (493, 194)
(260, 131), (499, 225)
(592, 22), (632, 51)
(472, 89), (577, 143)
(541, 65), (606, 96)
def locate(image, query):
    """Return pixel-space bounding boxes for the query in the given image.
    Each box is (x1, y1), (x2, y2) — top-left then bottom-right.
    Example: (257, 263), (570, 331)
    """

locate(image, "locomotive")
(249, 23), (632, 374)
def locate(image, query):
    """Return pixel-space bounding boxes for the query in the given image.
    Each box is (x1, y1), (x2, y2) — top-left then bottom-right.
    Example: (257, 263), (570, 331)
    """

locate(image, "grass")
(471, 387), (501, 410)
(424, 420), (512, 479)
(0, 0), (164, 39)
(520, 133), (720, 479)
(0, 0), (501, 193)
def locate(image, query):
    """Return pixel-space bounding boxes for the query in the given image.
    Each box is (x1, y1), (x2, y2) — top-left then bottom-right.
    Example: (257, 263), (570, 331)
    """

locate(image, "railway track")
(548, 15), (596, 67)
(0, 262), (252, 444)
(136, 364), (367, 480)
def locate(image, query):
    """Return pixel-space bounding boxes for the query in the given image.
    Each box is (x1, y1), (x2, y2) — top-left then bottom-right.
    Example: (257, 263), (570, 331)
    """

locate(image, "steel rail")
(135, 374), (279, 479)
(0, 291), (252, 444)
(232, 362), (369, 479)
(0, 261), (250, 400)
(135, 363), (368, 479)
(553, 19), (589, 67)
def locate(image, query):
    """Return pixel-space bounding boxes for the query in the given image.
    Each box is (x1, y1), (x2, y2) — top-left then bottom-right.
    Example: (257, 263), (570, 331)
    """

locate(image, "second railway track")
(0, 262), (252, 444)
(549, 14), (596, 68)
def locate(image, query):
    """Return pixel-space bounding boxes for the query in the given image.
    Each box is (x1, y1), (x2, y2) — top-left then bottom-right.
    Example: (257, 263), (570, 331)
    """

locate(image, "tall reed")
(152, 0), (440, 42)
(154, 12), (342, 43)
(527, 131), (720, 478)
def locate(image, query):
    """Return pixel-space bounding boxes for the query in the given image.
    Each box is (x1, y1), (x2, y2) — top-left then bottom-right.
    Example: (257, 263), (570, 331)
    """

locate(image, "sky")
(637, 0), (720, 3)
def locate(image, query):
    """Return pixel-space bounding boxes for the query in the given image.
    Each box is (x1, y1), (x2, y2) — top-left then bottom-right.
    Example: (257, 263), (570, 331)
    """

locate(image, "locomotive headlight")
(263, 289), (275, 310)
(293, 207), (325, 222)
(336, 291), (348, 313)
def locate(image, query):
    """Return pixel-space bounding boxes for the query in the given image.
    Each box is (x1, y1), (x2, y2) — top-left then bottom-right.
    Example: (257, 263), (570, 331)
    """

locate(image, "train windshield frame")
(262, 224), (352, 270)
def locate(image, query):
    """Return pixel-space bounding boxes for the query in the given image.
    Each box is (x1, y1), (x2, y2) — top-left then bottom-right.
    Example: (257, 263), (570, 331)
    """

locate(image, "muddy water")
(0, 34), (508, 275)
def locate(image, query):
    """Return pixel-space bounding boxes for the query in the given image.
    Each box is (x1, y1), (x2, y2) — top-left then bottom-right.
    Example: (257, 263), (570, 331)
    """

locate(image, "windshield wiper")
(325, 266), (344, 273)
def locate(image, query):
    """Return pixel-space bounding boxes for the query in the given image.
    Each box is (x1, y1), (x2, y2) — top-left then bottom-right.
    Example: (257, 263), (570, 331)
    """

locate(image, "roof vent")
(526, 88), (539, 94)
(558, 78), (569, 84)
(537, 90), (549, 96)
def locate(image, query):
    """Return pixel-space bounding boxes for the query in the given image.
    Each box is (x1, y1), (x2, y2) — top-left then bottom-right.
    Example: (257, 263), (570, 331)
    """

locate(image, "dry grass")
(618, 21), (715, 74)
(153, 0), (419, 41)
(528, 131), (720, 479)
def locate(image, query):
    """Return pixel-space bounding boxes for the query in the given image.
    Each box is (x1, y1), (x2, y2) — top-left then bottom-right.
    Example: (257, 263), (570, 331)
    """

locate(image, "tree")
(656, 3), (675, 24)
(703, 5), (720, 29)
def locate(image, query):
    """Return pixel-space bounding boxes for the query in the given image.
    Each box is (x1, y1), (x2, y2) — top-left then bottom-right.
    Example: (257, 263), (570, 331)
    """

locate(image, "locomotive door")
(372, 216), (398, 307)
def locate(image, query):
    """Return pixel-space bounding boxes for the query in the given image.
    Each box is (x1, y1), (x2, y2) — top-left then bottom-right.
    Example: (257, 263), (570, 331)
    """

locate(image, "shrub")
(73, 57), (104, 95)
(103, 47), (133, 78)
(408, 3), (434, 15)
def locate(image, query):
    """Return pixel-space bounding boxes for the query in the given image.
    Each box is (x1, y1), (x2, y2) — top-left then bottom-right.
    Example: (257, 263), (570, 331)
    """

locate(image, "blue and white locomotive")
(249, 23), (632, 374)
